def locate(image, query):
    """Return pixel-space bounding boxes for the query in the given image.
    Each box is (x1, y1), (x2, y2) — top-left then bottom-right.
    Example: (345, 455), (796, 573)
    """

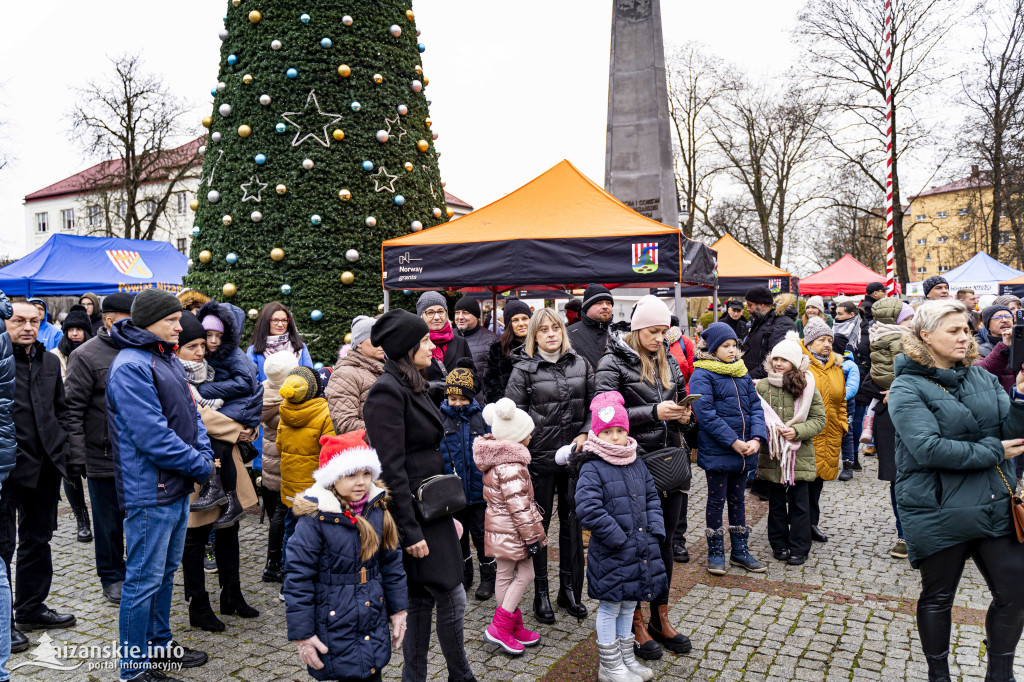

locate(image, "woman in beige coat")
(258, 351), (298, 583)
(325, 315), (385, 433)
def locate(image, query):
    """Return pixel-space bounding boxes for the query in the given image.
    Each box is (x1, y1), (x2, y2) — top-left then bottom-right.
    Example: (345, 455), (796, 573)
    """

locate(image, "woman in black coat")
(504, 308), (593, 624)
(484, 300), (532, 403)
(595, 296), (693, 661)
(364, 310), (476, 682)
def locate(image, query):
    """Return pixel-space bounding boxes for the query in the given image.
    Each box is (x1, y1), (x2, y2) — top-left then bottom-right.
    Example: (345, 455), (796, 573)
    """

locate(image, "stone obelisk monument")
(605, 0), (679, 227)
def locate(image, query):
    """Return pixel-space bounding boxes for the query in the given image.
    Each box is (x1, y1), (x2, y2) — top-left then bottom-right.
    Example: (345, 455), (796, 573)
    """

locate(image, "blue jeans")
(852, 402), (867, 446)
(119, 496), (190, 680)
(0, 473), (10, 682)
(596, 600), (636, 645)
(841, 400), (856, 463)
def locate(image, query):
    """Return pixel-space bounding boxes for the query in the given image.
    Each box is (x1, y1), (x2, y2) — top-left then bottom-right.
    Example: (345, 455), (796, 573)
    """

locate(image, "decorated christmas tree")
(185, 0), (448, 361)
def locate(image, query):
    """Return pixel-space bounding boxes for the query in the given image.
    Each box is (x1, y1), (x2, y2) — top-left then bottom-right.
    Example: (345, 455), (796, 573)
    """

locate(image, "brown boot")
(648, 604), (692, 654)
(632, 607), (662, 660)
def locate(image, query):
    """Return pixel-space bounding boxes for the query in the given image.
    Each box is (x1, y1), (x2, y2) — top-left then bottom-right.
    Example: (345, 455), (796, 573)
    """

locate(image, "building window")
(959, 231), (970, 241)
(35, 212), (48, 233)
(937, 236), (948, 244)
(916, 238), (927, 245)
(144, 199), (157, 219)
(916, 214), (928, 221)
(87, 205), (102, 227)
(916, 266), (927, 274)
(959, 208), (970, 216)
(936, 211), (948, 218)
(60, 209), (75, 231)
(176, 238), (187, 254)
(176, 193), (188, 214)
(116, 201), (128, 222)
(938, 265), (951, 273)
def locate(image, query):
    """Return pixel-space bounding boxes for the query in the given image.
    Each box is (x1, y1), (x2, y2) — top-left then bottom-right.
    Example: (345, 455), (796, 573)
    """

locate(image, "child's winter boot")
(705, 528), (726, 575)
(484, 607), (524, 655)
(729, 525), (767, 573)
(597, 640), (642, 682)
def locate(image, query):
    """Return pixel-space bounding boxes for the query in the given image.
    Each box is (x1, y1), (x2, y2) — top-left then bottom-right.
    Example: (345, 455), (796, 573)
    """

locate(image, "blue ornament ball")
(275, 122), (286, 133)
(310, 310), (323, 321)
(313, 362), (324, 370)
(286, 68), (298, 79)
(227, 54), (238, 65)
(361, 160), (374, 171)
(300, 13), (310, 23)
(254, 153), (267, 165)
(192, 226), (201, 237)
(418, 43), (426, 53)
(350, 101), (361, 112)
(226, 252), (238, 264)
(310, 214), (322, 225)
(320, 37), (332, 48)
(210, 87), (217, 97)
(402, 290), (413, 296)
(280, 284), (292, 295)
(394, 195), (406, 206)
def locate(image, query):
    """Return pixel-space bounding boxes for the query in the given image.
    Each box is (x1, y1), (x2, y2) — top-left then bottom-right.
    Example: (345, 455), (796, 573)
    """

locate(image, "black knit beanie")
(131, 289), (183, 329)
(62, 305), (94, 336)
(177, 311), (207, 348)
(102, 292), (135, 314)
(581, 284), (613, 313)
(502, 299), (532, 327)
(923, 275), (948, 297)
(745, 285), (774, 306)
(371, 309), (429, 359)
(453, 294), (481, 319)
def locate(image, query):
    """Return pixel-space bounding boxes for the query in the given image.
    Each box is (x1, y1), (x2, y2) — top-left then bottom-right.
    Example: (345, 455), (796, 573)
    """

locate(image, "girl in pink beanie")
(573, 391), (667, 682)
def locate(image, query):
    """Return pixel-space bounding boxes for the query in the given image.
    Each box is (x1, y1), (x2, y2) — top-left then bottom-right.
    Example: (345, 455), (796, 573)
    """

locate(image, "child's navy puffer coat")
(574, 450), (667, 603)
(439, 400), (488, 506)
(284, 482), (408, 681)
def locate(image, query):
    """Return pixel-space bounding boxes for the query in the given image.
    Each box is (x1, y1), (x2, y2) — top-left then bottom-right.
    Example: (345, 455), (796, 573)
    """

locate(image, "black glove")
(526, 541), (541, 557)
(65, 462), (87, 479)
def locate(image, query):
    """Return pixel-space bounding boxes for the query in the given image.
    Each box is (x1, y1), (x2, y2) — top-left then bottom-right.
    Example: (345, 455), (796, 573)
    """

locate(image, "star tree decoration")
(240, 173), (268, 203)
(383, 115), (408, 143)
(371, 166), (400, 193)
(281, 90), (343, 148)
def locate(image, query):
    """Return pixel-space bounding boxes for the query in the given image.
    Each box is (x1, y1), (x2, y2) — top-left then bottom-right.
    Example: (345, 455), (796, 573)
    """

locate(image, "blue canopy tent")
(0, 234), (189, 296)
(907, 251), (1023, 298)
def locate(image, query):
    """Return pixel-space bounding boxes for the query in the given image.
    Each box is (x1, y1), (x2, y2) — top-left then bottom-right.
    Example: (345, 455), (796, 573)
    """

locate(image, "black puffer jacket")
(743, 308), (797, 380)
(484, 337), (524, 404)
(567, 315), (612, 370)
(424, 333), (474, 404)
(0, 291), (13, 477)
(196, 300), (263, 427)
(595, 335), (688, 455)
(504, 348), (594, 475)
(459, 324), (498, 385)
(64, 326), (120, 479)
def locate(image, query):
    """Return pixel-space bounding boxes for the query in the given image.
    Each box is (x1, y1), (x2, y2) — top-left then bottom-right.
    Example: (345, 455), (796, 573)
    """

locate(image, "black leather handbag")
(237, 441), (259, 465)
(412, 474), (466, 522)
(639, 447), (692, 496)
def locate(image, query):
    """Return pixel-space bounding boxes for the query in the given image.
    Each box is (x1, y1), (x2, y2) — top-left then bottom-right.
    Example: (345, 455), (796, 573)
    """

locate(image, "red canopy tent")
(799, 254), (893, 296)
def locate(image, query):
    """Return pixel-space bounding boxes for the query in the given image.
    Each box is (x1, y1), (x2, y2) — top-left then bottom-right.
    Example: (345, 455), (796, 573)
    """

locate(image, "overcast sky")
(0, 0), (806, 259)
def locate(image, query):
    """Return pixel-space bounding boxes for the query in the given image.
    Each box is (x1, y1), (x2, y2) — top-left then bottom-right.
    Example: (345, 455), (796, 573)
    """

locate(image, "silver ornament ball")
(259, 94), (271, 106)
(219, 103), (232, 117)
(345, 249), (359, 262)
(211, 132), (222, 143)
(250, 211), (263, 222)
(207, 190), (221, 203)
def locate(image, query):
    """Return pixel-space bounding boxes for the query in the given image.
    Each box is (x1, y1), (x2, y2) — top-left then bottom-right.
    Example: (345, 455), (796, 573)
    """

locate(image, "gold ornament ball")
(248, 10), (261, 23)
(344, 332), (353, 344)
(242, 73), (253, 85)
(276, 184), (287, 195)
(222, 215), (233, 226)
(446, 207), (455, 218)
(332, 129), (345, 141)
(270, 248), (285, 262)
(338, 188), (352, 201)
(373, 73), (383, 84)
(223, 283), (237, 297)
(337, 64), (352, 77)
(405, 9), (415, 20)
(341, 271), (355, 285)
(199, 250), (212, 263)
(425, 117), (432, 128)
(424, 76), (430, 86)
(415, 65), (423, 75)
(202, 116), (213, 128)
(432, 207), (443, 218)
(189, 199), (199, 211)
(403, 161), (414, 172)
(248, 308), (259, 319)
(416, 139), (429, 152)
(377, 303), (385, 313)
(232, 0), (241, 6)
(238, 124), (252, 138)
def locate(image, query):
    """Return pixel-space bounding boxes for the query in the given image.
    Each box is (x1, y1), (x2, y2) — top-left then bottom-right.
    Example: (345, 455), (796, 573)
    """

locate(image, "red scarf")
(429, 323), (454, 362)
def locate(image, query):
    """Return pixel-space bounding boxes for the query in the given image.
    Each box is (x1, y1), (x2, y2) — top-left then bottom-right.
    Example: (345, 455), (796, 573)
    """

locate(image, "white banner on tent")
(907, 280), (1001, 297)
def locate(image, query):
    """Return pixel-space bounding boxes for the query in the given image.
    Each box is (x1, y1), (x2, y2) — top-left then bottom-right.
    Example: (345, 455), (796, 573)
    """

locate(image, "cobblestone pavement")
(11, 456), (1019, 680)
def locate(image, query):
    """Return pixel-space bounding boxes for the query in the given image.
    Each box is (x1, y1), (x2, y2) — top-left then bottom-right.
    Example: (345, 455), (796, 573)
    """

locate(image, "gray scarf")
(180, 359), (224, 410)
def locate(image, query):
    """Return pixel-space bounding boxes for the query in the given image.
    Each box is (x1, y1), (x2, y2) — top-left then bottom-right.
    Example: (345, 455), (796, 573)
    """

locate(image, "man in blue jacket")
(106, 288), (214, 682)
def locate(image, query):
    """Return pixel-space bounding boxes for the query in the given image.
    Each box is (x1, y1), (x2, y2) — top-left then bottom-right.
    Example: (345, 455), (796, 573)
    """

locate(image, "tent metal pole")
(383, 289), (390, 313)
(713, 285), (719, 322)
(674, 282), (682, 328)
(492, 290), (498, 333)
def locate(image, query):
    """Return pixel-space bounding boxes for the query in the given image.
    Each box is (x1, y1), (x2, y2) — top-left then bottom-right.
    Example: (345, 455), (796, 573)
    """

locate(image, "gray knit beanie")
(802, 317), (834, 347)
(416, 291), (448, 316)
(350, 315), (375, 349)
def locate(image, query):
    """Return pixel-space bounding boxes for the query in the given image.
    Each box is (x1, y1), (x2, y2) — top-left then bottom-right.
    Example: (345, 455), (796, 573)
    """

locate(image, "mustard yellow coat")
(801, 344), (848, 481)
(277, 397), (336, 508)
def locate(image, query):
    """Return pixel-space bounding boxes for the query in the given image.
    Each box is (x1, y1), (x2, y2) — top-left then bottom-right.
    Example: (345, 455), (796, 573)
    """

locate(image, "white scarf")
(758, 370), (816, 485)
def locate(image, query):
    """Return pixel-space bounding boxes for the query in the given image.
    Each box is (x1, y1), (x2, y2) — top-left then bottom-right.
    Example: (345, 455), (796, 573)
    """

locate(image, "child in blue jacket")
(574, 391), (667, 682)
(286, 431), (408, 682)
(834, 332), (861, 481)
(439, 359), (494, 600)
(688, 322), (767, 576)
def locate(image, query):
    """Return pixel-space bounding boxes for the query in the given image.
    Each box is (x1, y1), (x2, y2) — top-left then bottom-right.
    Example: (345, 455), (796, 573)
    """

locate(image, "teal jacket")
(889, 334), (1024, 567)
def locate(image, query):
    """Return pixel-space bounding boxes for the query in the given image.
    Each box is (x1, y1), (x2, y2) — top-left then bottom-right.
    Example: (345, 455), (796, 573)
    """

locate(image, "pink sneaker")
(511, 608), (541, 646)
(485, 607), (525, 654)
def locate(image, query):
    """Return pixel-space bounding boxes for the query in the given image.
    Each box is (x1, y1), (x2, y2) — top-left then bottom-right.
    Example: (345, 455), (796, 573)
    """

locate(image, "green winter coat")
(755, 378), (827, 484)
(868, 297), (906, 390)
(889, 333), (1024, 567)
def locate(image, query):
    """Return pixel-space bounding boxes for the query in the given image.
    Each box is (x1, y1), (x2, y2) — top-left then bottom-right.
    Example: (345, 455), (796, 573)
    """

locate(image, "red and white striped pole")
(884, 0), (897, 296)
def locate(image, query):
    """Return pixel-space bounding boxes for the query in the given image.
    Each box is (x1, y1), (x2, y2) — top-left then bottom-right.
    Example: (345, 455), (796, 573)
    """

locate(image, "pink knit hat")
(590, 391), (629, 436)
(630, 295), (671, 331)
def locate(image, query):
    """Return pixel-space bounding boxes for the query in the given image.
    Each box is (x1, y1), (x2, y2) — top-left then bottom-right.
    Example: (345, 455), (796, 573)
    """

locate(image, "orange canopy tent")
(380, 160), (717, 296)
(677, 234), (795, 296)
(1000, 273), (1024, 297)
(799, 254), (888, 296)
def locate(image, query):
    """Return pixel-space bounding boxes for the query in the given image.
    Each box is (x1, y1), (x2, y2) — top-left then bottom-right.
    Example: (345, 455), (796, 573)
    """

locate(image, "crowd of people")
(0, 274), (1018, 682)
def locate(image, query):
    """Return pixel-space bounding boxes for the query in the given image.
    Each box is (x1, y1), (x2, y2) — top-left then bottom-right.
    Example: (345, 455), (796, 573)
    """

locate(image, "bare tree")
(795, 0), (959, 285)
(666, 42), (736, 239)
(69, 54), (199, 240)
(960, 0), (1024, 260)
(707, 80), (827, 266)
(811, 163), (888, 270)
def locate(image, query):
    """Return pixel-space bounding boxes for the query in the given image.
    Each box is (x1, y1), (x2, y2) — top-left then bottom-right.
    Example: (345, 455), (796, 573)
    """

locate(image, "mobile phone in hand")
(677, 394), (702, 408)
